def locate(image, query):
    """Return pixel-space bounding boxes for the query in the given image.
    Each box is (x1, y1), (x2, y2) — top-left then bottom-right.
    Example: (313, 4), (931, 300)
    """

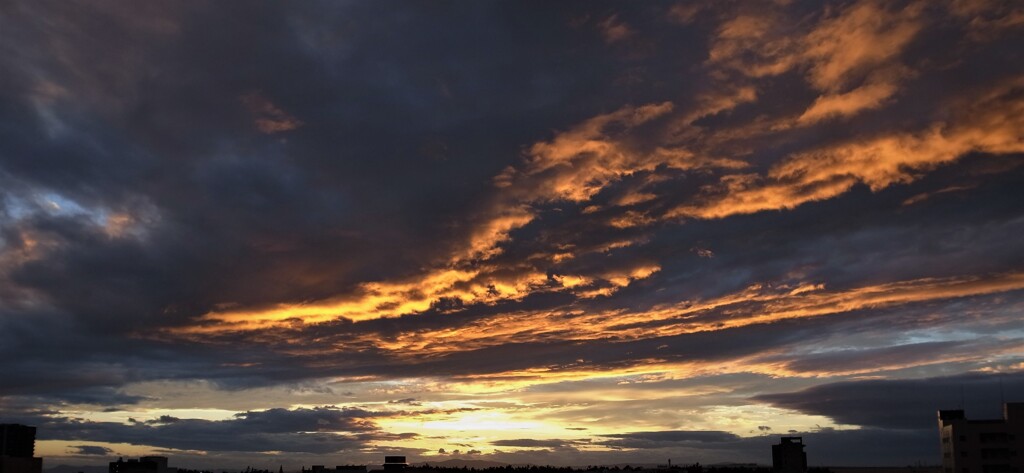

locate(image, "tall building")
(938, 402), (1024, 473)
(772, 436), (807, 473)
(109, 456), (175, 473)
(0, 424), (43, 473)
(382, 456), (407, 472)
(310, 467), (365, 473)
(142, 456), (175, 473)
(0, 425), (35, 459)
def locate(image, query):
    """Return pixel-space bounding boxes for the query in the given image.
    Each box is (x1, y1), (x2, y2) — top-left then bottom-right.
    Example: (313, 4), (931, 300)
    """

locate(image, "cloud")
(699, 0), (931, 131)
(389, 398), (421, 406)
(801, 1), (923, 92)
(491, 439), (577, 448)
(495, 102), (677, 203)
(600, 430), (741, 448)
(184, 95), (704, 330)
(670, 78), (1024, 219)
(948, 0), (1024, 41)
(755, 339), (1024, 378)
(901, 185), (976, 206)
(322, 271), (1024, 366)
(796, 77), (900, 125)
(240, 92), (304, 134)
(13, 406), (405, 454)
(707, 1), (923, 90)
(597, 15), (633, 44)
(755, 371), (1024, 429)
(0, 1), (1022, 467)
(68, 445), (114, 456)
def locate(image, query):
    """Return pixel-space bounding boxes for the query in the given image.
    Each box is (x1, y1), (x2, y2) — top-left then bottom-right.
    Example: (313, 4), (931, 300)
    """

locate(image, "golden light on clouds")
(671, 77), (1024, 220)
(5, 0), (1024, 466)
(180, 270), (1024, 380)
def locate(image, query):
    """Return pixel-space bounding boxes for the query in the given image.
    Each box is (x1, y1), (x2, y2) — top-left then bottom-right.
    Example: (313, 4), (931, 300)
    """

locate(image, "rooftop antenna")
(960, 384), (965, 410)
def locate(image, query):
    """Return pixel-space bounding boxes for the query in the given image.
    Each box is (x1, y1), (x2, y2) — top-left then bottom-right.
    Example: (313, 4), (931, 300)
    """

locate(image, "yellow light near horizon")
(378, 410), (566, 447)
(36, 440), (182, 459)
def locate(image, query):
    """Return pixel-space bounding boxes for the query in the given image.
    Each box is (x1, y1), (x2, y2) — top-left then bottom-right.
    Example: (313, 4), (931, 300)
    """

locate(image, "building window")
(982, 449), (1012, 460)
(981, 465), (1013, 473)
(981, 433), (1009, 443)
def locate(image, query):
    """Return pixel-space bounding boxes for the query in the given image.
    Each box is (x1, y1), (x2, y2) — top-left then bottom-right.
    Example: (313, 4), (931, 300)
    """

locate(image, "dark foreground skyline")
(1, 0), (1023, 469)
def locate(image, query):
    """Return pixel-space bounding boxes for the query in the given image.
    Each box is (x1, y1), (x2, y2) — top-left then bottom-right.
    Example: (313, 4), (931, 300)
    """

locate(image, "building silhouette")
(383, 457), (408, 472)
(772, 437), (807, 473)
(0, 424), (42, 473)
(109, 456), (175, 473)
(310, 466), (366, 473)
(0, 425), (35, 458)
(938, 402), (1023, 473)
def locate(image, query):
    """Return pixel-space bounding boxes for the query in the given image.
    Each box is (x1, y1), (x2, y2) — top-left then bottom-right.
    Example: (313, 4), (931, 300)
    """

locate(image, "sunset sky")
(1, 0), (1023, 469)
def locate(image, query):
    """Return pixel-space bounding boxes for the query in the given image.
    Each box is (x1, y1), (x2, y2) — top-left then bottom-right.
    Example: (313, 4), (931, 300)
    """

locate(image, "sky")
(1, 0), (1023, 469)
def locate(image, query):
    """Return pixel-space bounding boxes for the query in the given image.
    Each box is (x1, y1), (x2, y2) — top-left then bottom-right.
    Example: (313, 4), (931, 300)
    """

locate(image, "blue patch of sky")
(4, 189), (111, 227)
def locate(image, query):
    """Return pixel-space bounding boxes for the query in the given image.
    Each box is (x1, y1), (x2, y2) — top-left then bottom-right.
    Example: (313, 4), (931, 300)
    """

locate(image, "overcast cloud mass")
(1, 0), (1023, 469)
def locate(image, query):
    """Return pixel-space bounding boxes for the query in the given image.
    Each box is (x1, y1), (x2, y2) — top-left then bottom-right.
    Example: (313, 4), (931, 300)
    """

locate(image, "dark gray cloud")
(2, 406), (407, 454)
(491, 439), (580, 448)
(757, 339), (1023, 377)
(601, 431), (741, 448)
(68, 445), (114, 456)
(0, 0), (1021, 379)
(0, 0), (1022, 467)
(578, 429), (940, 466)
(755, 372), (1024, 430)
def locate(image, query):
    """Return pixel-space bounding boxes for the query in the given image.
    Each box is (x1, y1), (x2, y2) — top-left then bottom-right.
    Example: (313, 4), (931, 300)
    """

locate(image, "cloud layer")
(0, 0), (1022, 468)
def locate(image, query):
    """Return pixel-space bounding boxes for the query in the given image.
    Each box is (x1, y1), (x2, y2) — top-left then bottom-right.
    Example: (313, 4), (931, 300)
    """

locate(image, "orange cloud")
(598, 15), (633, 44)
(704, 1), (924, 127)
(187, 260), (666, 333)
(707, 13), (798, 78)
(708, 0), (923, 89)
(0, 227), (59, 310)
(185, 72), (1022, 333)
(901, 185), (976, 206)
(174, 5), (1018, 343)
(496, 102), (675, 202)
(796, 77), (899, 124)
(802, 1), (923, 92)
(459, 207), (535, 261)
(671, 78), (1024, 219)
(240, 92), (303, 134)
(682, 86), (758, 126)
(613, 191), (658, 207)
(187, 266), (566, 331)
(366, 271), (1024, 360)
(667, 4), (703, 25)
(949, 0), (1024, 41)
(607, 210), (655, 229)
(178, 102), (693, 332)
